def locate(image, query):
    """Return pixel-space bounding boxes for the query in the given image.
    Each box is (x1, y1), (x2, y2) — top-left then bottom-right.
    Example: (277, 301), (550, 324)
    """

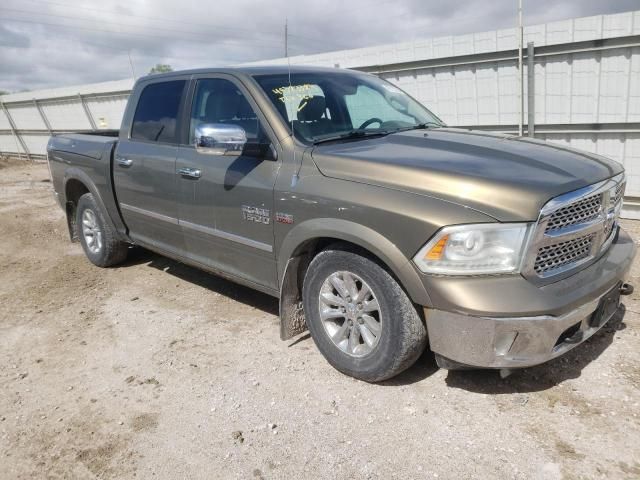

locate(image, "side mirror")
(194, 123), (247, 156)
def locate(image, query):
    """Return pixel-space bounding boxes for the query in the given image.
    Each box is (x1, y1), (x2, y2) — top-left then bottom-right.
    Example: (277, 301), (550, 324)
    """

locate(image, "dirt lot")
(1, 159), (639, 480)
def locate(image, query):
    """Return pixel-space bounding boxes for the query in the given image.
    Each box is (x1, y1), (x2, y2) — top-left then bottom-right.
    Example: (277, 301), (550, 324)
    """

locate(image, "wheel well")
(278, 236), (406, 340)
(290, 237), (393, 287)
(64, 179), (90, 241)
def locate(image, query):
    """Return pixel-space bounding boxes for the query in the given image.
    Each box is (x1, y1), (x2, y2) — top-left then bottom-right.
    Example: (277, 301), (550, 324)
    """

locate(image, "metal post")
(527, 42), (535, 137)
(33, 99), (53, 134)
(517, 0), (524, 136)
(78, 94), (98, 131)
(1, 101), (31, 161)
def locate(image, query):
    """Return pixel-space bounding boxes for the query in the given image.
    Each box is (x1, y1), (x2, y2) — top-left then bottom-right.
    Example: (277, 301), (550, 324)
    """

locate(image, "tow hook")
(620, 283), (634, 296)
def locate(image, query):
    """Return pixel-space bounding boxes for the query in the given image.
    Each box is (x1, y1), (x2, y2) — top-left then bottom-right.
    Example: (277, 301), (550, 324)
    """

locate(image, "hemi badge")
(275, 213), (294, 224)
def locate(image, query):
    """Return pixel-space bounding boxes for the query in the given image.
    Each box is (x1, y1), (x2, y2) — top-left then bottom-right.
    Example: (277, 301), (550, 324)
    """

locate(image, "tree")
(148, 64), (173, 75)
(0, 90), (9, 96)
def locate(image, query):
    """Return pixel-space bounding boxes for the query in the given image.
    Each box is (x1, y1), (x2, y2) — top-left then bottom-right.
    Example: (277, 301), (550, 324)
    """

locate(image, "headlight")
(413, 223), (532, 275)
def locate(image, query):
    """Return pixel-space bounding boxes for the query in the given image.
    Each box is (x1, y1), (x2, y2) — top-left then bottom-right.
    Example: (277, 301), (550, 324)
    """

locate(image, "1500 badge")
(242, 205), (270, 224)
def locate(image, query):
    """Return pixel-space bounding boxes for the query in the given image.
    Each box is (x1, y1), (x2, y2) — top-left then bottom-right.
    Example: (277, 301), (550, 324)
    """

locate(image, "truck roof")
(144, 65), (361, 79)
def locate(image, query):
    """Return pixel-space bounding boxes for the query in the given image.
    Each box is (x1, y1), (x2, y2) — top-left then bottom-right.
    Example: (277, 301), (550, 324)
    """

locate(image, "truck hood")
(311, 128), (623, 221)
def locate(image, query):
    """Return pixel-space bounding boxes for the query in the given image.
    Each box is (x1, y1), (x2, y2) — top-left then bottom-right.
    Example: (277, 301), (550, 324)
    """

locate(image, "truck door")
(176, 75), (280, 290)
(114, 78), (188, 254)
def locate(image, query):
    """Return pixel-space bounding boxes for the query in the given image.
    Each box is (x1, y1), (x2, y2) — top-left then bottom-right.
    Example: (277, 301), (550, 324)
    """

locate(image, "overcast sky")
(0, 0), (638, 93)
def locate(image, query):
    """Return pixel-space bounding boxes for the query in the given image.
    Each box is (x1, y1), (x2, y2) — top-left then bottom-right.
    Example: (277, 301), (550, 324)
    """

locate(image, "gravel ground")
(1, 158), (639, 480)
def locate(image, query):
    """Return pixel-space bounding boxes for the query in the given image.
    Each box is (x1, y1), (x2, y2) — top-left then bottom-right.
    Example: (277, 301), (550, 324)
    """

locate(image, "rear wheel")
(303, 248), (427, 382)
(76, 193), (128, 267)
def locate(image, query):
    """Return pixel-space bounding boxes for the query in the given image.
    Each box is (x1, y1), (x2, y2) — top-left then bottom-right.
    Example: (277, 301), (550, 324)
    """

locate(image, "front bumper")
(424, 227), (636, 369)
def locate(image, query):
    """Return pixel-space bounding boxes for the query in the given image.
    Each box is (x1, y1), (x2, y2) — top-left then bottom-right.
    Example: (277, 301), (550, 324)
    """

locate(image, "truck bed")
(47, 131), (127, 242)
(48, 132), (119, 160)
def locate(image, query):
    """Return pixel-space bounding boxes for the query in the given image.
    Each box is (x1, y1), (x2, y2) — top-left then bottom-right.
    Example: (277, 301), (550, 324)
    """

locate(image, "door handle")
(117, 158), (133, 167)
(177, 167), (202, 179)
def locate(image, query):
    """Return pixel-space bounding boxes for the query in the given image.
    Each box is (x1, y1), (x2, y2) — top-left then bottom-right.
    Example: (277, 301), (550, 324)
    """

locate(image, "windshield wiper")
(312, 129), (391, 145)
(396, 122), (442, 132)
(312, 122), (443, 145)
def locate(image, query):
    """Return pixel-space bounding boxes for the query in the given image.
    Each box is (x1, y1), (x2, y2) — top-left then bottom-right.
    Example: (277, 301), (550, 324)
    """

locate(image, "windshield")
(253, 71), (444, 143)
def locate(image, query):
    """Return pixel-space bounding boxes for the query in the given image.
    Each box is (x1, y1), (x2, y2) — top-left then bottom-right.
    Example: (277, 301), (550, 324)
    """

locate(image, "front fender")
(278, 218), (432, 306)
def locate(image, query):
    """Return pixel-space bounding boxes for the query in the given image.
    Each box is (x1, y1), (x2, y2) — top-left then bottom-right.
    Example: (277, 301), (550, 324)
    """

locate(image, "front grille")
(545, 193), (601, 233)
(534, 233), (595, 275)
(525, 173), (625, 281)
(604, 219), (615, 238)
(605, 182), (625, 238)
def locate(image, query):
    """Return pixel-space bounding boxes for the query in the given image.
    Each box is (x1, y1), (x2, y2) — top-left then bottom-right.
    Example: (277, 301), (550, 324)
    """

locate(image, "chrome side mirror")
(194, 123), (247, 156)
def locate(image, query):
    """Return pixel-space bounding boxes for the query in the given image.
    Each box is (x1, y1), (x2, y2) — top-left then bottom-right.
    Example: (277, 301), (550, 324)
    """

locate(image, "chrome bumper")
(424, 228), (635, 369)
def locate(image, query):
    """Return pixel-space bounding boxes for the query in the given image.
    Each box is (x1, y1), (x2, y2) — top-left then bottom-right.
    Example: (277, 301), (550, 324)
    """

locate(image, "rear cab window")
(131, 80), (186, 143)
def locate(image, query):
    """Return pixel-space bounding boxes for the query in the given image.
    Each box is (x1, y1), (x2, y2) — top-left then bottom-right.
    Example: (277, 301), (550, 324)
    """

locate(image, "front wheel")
(303, 248), (427, 382)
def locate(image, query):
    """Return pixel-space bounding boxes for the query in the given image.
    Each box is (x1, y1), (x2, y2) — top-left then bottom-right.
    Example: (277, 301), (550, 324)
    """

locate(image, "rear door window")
(131, 80), (186, 143)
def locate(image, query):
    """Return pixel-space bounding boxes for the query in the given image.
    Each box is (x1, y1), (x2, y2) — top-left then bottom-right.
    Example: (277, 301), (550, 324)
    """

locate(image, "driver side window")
(345, 85), (414, 128)
(190, 78), (266, 143)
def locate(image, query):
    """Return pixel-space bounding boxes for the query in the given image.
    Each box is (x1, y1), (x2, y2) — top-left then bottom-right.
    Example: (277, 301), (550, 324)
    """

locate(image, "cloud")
(0, 0), (637, 93)
(0, 24), (30, 49)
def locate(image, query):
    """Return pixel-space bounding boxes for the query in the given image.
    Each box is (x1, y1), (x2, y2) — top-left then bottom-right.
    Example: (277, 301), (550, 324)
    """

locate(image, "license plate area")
(590, 283), (621, 328)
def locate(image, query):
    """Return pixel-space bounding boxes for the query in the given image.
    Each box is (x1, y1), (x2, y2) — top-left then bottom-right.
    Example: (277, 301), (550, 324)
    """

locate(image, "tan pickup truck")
(47, 66), (635, 381)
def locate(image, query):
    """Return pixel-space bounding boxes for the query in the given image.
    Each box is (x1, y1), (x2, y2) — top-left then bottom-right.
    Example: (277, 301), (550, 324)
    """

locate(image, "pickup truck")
(47, 66), (635, 382)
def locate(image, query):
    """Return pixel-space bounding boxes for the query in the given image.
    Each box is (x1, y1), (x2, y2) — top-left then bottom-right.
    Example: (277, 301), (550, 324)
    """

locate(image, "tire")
(76, 193), (128, 267)
(303, 248), (427, 382)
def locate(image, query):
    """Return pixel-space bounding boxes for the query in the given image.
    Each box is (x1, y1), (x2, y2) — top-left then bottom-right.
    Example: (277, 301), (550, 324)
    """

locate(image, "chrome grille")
(544, 193), (601, 233)
(604, 218), (615, 238)
(523, 173), (625, 282)
(613, 181), (625, 206)
(534, 233), (595, 275)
